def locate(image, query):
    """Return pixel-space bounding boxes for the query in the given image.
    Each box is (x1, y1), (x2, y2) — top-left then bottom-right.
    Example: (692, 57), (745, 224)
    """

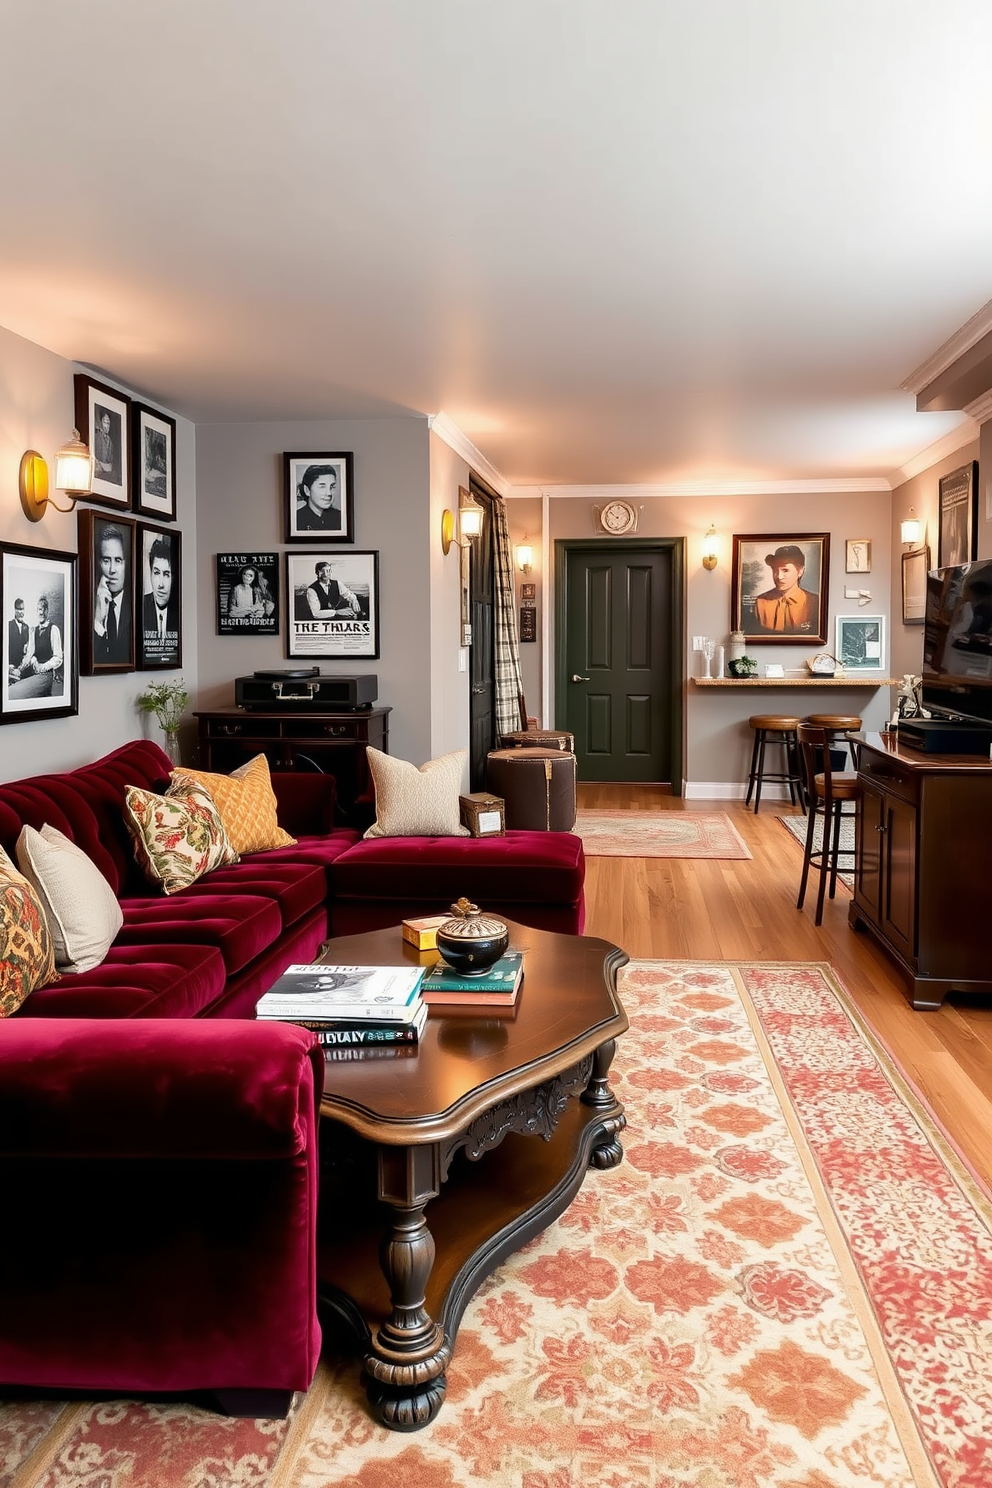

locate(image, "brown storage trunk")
(485, 748), (577, 832)
(499, 729), (574, 753)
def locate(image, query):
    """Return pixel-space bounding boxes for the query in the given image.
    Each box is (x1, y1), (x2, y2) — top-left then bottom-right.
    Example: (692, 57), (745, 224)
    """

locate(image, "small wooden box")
(401, 915), (449, 951)
(459, 792), (506, 837)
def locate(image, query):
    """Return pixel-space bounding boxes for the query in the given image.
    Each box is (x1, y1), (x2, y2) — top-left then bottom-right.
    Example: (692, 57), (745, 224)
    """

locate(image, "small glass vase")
(162, 729), (182, 767)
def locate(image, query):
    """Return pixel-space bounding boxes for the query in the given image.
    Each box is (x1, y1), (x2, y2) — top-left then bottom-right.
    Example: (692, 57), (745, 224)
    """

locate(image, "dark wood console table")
(313, 923), (628, 1430)
(849, 731), (992, 1009)
(194, 705), (390, 824)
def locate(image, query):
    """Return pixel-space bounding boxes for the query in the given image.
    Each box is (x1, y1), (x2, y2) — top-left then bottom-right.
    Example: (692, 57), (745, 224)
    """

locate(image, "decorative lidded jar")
(435, 897), (509, 976)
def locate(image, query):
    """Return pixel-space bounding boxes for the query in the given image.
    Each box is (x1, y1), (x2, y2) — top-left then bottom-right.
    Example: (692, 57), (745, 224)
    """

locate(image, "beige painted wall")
(428, 430), (472, 764)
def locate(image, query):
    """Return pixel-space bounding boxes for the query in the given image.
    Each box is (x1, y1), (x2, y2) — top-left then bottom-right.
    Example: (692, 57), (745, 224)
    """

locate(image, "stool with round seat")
(801, 713), (863, 776)
(744, 715), (803, 813)
(795, 721), (862, 924)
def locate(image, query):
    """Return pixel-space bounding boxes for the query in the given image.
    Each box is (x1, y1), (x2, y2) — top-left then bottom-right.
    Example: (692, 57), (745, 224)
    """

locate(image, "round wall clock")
(599, 499), (637, 535)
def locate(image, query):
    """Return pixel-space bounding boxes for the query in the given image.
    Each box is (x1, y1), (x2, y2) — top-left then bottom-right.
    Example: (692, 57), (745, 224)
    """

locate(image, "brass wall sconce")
(701, 523), (719, 570)
(441, 497), (484, 554)
(900, 508), (922, 545)
(19, 431), (94, 522)
(515, 540), (533, 574)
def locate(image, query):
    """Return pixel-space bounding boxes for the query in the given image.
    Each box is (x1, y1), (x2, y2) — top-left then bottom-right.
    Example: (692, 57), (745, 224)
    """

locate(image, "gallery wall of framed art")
(0, 542), (78, 725)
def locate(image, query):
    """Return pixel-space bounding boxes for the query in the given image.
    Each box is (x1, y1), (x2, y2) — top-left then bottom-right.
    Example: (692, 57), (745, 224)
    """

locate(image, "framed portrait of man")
(284, 452), (355, 543)
(137, 524), (182, 670)
(132, 402), (177, 521)
(286, 550), (378, 659)
(731, 533), (830, 645)
(77, 510), (136, 675)
(0, 541), (78, 724)
(74, 373), (131, 510)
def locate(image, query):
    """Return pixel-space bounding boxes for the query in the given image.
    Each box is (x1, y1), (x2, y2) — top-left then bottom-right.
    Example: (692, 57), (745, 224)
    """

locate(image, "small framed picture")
(1, 542), (78, 724)
(77, 510), (136, 675)
(284, 452), (355, 543)
(74, 373), (131, 510)
(519, 606), (537, 642)
(286, 551), (379, 659)
(132, 403), (177, 521)
(731, 533), (829, 644)
(216, 553), (279, 636)
(836, 614), (885, 672)
(520, 582), (537, 601)
(938, 461), (979, 568)
(137, 525), (182, 670)
(901, 546), (930, 625)
(845, 538), (871, 574)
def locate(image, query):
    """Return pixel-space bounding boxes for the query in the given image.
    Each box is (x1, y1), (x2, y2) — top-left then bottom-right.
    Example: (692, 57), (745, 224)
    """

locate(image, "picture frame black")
(216, 552), (280, 636)
(286, 550), (379, 659)
(731, 533), (830, 644)
(132, 402), (177, 521)
(77, 509), (136, 675)
(938, 461), (979, 569)
(901, 545), (930, 625)
(1, 541), (78, 724)
(136, 524), (182, 670)
(284, 452), (355, 543)
(73, 372), (131, 510)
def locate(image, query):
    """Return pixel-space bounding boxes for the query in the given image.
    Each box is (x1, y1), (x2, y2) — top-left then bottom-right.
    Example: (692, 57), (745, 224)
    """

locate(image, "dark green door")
(556, 540), (683, 786)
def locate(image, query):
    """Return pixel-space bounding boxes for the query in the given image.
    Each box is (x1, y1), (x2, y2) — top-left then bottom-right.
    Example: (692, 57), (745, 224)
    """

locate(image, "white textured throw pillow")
(363, 747), (469, 838)
(16, 824), (124, 973)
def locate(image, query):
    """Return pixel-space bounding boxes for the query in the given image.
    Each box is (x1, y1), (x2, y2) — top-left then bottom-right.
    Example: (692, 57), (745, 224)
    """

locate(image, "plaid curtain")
(491, 497), (525, 736)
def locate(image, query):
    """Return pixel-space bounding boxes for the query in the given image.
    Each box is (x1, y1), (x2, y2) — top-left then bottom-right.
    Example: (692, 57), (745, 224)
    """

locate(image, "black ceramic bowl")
(435, 898), (509, 976)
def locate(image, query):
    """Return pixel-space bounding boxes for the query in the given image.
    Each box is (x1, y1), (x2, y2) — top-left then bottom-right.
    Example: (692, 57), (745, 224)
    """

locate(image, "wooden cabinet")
(195, 706), (390, 827)
(850, 736), (992, 1009)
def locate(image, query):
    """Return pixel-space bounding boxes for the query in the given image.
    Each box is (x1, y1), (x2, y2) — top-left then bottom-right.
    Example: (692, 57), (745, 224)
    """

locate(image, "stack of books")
(256, 963), (427, 1047)
(419, 950), (524, 1007)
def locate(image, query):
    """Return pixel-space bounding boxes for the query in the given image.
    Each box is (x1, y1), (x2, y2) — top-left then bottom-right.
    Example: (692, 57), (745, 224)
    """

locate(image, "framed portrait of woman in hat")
(731, 533), (830, 645)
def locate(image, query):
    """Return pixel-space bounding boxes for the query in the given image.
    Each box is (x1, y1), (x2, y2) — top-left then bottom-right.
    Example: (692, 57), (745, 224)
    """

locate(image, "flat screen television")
(921, 556), (992, 727)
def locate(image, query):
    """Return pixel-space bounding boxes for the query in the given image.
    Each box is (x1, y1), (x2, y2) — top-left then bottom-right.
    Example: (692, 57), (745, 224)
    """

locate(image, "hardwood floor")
(577, 783), (992, 1191)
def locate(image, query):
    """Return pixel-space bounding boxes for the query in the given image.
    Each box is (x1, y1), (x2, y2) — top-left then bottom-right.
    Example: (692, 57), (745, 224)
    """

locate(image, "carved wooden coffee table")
(315, 921), (628, 1430)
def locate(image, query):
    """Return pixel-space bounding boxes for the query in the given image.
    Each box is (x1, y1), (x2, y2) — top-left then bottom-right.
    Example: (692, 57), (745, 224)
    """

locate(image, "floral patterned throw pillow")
(0, 844), (60, 1016)
(124, 780), (239, 895)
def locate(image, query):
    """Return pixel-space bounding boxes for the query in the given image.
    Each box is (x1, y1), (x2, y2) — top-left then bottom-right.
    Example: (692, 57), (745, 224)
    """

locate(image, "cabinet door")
(854, 781), (883, 920)
(879, 794), (917, 964)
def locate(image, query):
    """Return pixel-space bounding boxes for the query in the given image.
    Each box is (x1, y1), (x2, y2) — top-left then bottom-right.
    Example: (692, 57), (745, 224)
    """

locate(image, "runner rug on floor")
(778, 811), (856, 888)
(573, 809), (752, 858)
(3, 961), (989, 1488)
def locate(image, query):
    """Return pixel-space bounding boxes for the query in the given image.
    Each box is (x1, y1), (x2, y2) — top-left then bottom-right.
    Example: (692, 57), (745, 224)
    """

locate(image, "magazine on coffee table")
(256, 964), (425, 1022)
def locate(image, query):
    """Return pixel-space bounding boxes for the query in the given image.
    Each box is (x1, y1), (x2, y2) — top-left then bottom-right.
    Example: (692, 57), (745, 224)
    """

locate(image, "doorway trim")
(553, 537), (686, 795)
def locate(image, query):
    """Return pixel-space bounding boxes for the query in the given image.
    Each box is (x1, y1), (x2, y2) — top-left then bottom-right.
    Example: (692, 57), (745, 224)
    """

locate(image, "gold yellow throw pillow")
(124, 780), (240, 895)
(0, 844), (60, 1016)
(171, 754), (296, 854)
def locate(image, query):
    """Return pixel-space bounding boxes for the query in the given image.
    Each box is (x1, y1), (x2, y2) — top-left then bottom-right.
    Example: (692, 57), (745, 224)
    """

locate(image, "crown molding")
(427, 412), (510, 498)
(964, 388), (992, 424)
(901, 297), (992, 394)
(522, 477), (891, 499)
(889, 418), (979, 487)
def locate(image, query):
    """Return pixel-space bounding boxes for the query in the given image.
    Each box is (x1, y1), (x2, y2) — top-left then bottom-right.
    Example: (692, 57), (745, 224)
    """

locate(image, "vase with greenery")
(137, 679), (189, 766)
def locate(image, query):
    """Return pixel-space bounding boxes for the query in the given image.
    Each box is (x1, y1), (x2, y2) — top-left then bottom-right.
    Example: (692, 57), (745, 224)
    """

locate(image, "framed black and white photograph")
(938, 461), (979, 569)
(74, 373), (131, 510)
(216, 552), (279, 636)
(845, 538), (871, 574)
(137, 525), (182, 670)
(132, 403), (177, 521)
(901, 546), (930, 625)
(286, 550), (378, 659)
(1, 542), (78, 724)
(77, 509), (136, 675)
(836, 614), (885, 672)
(284, 452), (355, 543)
(731, 533), (830, 644)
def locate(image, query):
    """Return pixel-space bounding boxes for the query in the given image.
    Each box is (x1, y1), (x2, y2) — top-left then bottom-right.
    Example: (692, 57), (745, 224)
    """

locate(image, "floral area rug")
(573, 810), (752, 858)
(778, 812), (855, 889)
(3, 961), (989, 1487)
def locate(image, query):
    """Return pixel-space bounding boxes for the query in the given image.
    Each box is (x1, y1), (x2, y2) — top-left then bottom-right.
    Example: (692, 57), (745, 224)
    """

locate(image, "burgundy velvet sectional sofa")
(0, 738), (585, 1413)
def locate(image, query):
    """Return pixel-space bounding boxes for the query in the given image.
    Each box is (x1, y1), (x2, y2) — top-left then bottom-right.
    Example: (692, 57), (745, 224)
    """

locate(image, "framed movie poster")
(731, 533), (830, 644)
(0, 542), (78, 724)
(216, 553), (279, 636)
(137, 525), (182, 670)
(938, 461), (979, 569)
(77, 509), (136, 675)
(132, 402), (177, 521)
(836, 614), (885, 671)
(74, 373), (131, 510)
(284, 452), (355, 543)
(286, 551), (379, 659)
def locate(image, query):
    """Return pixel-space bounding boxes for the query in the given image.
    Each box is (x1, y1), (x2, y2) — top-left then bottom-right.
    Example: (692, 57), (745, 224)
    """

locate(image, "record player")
(234, 670), (378, 711)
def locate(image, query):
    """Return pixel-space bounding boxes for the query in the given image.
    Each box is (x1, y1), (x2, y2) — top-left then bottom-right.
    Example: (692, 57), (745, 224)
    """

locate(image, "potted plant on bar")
(136, 678), (189, 766)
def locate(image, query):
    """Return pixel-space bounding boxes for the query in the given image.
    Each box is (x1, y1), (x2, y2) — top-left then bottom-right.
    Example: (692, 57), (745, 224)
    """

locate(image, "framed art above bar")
(132, 402), (177, 521)
(77, 509), (136, 674)
(137, 524), (182, 670)
(1, 541), (78, 724)
(836, 613), (885, 671)
(284, 452), (355, 542)
(731, 532), (829, 644)
(286, 550), (378, 659)
(74, 373), (131, 510)
(938, 460), (978, 568)
(216, 552), (279, 636)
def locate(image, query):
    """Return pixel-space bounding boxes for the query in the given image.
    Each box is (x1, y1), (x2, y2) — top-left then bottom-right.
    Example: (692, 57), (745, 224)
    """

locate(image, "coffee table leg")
(582, 1038), (626, 1169)
(363, 1143), (452, 1431)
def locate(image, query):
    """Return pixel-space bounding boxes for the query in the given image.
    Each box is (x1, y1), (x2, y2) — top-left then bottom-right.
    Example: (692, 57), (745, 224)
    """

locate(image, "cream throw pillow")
(171, 754), (296, 854)
(363, 747), (469, 838)
(17, 824), (124, 974)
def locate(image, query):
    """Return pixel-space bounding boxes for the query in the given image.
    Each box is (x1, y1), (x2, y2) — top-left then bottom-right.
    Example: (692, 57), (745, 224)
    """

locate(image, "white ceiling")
(1, 0), (990, 489)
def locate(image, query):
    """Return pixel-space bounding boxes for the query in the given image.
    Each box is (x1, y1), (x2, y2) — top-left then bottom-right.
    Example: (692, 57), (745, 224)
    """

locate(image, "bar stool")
(795, 722), (862, 925)
(802, 713), (863, 773)
(744, 715), (803, 813)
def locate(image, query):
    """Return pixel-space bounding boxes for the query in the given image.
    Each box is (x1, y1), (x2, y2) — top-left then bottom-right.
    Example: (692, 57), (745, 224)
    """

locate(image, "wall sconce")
(440, 498), (484, 554)
(701, 523), (719, 570)
(516, 540), (533, 574)
(900, 508), (922, 545)
(18, 431), (94, 522)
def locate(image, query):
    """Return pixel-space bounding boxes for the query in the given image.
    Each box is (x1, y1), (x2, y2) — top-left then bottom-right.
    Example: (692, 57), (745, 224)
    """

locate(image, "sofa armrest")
(270, 771), (338, 836)
(0, 1018), (323, 1158)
